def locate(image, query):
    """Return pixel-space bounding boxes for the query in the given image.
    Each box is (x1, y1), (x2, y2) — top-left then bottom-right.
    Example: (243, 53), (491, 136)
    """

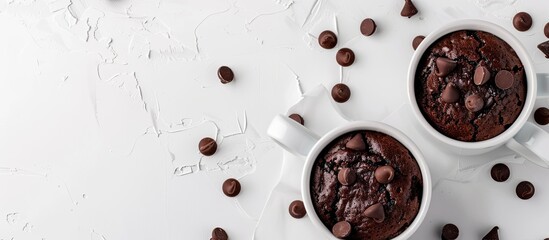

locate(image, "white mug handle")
(267, 114), (320, 158)
(505, 73), (549, 168)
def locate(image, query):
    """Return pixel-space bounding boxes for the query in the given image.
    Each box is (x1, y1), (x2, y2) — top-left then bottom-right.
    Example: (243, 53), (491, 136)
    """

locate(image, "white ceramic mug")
(408, 19), (549, 168)
(267, 114), (432, 240)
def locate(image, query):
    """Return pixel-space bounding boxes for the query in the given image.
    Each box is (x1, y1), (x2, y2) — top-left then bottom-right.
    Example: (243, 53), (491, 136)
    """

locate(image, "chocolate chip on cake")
(441, 83), (460, 103)
(538, 40), (549, 58)
(336, 48), (355, 67)
(545, 23), (549, 38)
(474, 66), (491, 85)
(374, 166), (395, 184)
(400, 0), (418, 18)
(289, 114), (304, 125)
(332, 221), (352, 238)
(516, 181), (535, 200)
(288, 200), (306, 219)
(490, 163), (510, 182)
(346, 133), (366, 151)
(338, 168), (357, 186)
(534, 107), (549, 125)
(465, 94), (484, 112)
(412, 35), (425, 50)
(513, 12), (533, 32)
(363, 203), (385, 223)
(222, 178), (241, 197)
(211, 227), (228, 240)
(331, 83), (351, 103)
(441, 223), (459, 240)
(360, 18), (377, 36)
(435, 57), (457, 77)
(319, 30), (338, 49)
(218, 66), (234, 84)
(482, 226), (499, 240)
(495, 70), (514, 90)
(199, 137), (217, 156)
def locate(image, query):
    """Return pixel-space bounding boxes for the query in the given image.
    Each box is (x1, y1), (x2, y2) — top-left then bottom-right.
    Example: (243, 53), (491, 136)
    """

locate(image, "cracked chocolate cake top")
(310, 131), (423, 240)
(415, 30), (527, 142)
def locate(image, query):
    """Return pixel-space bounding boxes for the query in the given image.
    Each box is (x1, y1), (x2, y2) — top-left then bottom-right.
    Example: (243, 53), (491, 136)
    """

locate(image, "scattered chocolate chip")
(338, 168), (357, 186)
(336, 48), (355, 67)
(289, 114), (304, 125)
(331, 83), (351, 103)
(465, 94), (484, 112)
(534, 107), (549, 125)
(435, 57), (457, 77)
(474, 66), (491, 85)
(332, 221), (352, 238)
(222, 178), (241, 197)
(412, 35), (425, 50)
(218, 66), (234, 84)
(538, 40), (549, 58)
(400, 0), (418, 18)
(495, 70), (514, 90)
(288, 200), (306, 219)
(360, 18), (376, 36)
(545, 23), (549, 38)
(319, 30), (338, 49)
(346, 134), (366, 151)
(482, 226), (499, 240)
(441, 83), (460, 103)
(211, 227), (228, 240)
(441, 223), (459, 240)
(363, 203), (385, 223)
(513, 12), (532, 32)
(490, 163), (510, 182)
(199, 137), (217, 156)
(516, 181), (535, 200)
(374, 166), (395, 184)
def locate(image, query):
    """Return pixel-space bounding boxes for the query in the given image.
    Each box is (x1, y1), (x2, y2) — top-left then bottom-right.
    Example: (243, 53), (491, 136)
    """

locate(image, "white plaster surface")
(0, 0), (548, 239)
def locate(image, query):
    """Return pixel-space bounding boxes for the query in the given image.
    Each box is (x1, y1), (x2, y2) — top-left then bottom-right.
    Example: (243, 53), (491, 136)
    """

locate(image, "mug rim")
(407, 19), (537, 150)
(300, 121), (432, 240)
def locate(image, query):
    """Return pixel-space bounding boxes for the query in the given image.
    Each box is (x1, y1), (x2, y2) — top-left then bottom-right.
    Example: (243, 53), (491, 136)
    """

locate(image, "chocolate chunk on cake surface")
(310, 131), (423, 240)
(415, 30), (526, 141)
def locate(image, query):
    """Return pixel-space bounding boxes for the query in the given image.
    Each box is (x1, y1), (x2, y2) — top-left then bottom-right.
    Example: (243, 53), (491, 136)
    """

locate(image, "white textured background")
(0, 0), (548, 239)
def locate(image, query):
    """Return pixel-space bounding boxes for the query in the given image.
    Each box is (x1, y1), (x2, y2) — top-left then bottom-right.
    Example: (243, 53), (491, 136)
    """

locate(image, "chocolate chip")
(345, 133), (366, 151)
(474, 66), (491, 85)
(490, 163), (510, 182)
(482, 226), (499, 240)
(441, 83), (460, 103)
(332, 221), (352, 238)
(211, 227), (228, 240)
(516, 181), (535, 200)
(360, 18), (376, 36)
(400, 0), (418, 18)
(412, 35), (425, 50)
(435, 57), (457, 77)
(513, 12), (532, 32)
(465, 94), (484, 112)
(288, 200), (306, 219)
(218, 66), (234, 84)
(222, 178), (241, 197)
(319, 30), (338, 49)
(331, 83), (351, 103)
(289, 114), (304, 125)
(338, 168), (357, 186)
(374, 165), (395, 184)
(495, 70), (514, 90)
(441, 223), (459, 240)
(199, 137), (217, 156)
(336, 48), (355, 67)
(545, 23), (549, 38)
(363, 203), (385, 223)
(538, 40), (549, 58)
(534, 107), (549, 125)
